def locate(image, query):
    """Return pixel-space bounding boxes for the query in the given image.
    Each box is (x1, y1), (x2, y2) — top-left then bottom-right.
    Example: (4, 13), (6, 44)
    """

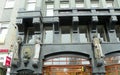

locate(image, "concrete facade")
(0, 0), (120, 75)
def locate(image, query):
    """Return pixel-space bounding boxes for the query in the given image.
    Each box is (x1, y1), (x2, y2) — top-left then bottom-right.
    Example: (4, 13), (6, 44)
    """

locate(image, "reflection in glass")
(44, 27), (53, 43)
(105, 56), (120, 65)
(44, 56), (90, 65)
(97, 25), (107, 42)
(79, 25), (89, 43)
(61, 26), (71, 43)
(115, 25), (120, 42)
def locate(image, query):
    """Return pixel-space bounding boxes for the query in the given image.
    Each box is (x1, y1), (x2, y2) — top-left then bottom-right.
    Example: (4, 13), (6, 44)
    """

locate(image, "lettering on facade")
(0, 49), (8, 53)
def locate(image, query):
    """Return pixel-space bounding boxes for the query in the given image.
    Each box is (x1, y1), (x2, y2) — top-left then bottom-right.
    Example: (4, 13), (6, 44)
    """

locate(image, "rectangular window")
(79, 25), (89, 43)
(61, 26), (71, 43)
(0, 23), (9, 44)
(97, 25), (107, 42)
(75, 0), (84, 8)
(91, 1), (99, 8)
(26, 27), (34, 43)
(5, 0), (15, 8)
(46, 4), (54, 16)
(106, 1), (113, 8)
(28, 0), (36, 2)
(44, 27), (53, 43)
(76, 3), (84, 8)
(26, 0), (36, 11)
(115, 25), (120, 42)
(60, 1), (69, 8)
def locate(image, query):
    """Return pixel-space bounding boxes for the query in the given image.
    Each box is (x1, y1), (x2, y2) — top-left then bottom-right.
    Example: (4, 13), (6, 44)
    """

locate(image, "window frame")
(46, 3), (54, 16)
(5, 0), (15, 8)
(26, 0), (36, 11)
(0, 23), (9, 44)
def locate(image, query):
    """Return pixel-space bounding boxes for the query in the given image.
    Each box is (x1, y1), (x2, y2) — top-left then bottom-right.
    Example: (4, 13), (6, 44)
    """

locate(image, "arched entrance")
(105, 55), (120, 75)
(43, 56), (92, 75)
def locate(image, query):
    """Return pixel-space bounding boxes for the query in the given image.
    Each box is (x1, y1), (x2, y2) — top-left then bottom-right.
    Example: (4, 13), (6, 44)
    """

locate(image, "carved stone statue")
(93, 35), (104, 67)
(17, 36), (22, 44)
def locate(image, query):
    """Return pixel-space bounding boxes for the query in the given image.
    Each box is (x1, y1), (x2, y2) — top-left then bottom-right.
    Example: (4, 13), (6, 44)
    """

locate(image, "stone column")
(84, 0), (91, 8)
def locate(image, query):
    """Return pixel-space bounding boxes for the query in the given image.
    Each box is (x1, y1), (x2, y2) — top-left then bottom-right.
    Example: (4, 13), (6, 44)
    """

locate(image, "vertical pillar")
(19, 0), (27, 11)
(114, 0), (120, 8)
(90, 9), (98, 39)
(54, 0), (60, 9)
(36, 0), (43, 10)
(72, 17), (79, 43)
(54, 0), (60, 17)
(84, 0), (91, 8)
(107, 10), (118, 42)
(69, 0), (75, 8)
(99, 0), (106, 8)
(53, 20), (60, 44)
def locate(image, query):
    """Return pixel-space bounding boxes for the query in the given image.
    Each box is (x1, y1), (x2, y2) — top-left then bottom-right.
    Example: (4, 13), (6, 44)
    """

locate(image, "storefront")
(105, 56), (120, 75)
(43, 56), (92, 75)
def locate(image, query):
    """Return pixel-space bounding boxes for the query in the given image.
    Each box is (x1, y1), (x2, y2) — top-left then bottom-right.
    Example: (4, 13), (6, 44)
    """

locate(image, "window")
(28, 0), (36, 2)
(91, 1), (99, 8)
(115, 25), (120, 42)
(26, 0), (36, 11)
(106, 1), (113, 8)
(79, 25), (89, 43)
(60, 1), (69, 8)
(75, 0), (84, 8)
(105, 56), (120, 65)
(44, 26), (53, 43)
(61, 26), (71, 43)
(97, 25), (107, 42)
(5, 0), (15, 8)
(0, 23), (9, 44)
(46, 4), (54, 16)
(44, 56), (90, 65)
(76, 3), (84, 8)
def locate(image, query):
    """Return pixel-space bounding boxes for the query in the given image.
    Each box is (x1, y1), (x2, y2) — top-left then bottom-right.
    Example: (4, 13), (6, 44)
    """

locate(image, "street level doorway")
(43, 56), (92, 75)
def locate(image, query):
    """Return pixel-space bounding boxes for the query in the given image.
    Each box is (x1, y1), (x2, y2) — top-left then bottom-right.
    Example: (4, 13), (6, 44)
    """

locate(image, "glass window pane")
(44, 27), (53, 43)
(79, 25), (89, 43)
(61, 34), (71, 43)
(26, 3), (36, 11)
(0, 24), (9, 44)
(115, 25), (120, 42)
(5, 0), (15, 8)
(91, 2), (99, 8)
(46, 9), (53, 16)
(44, 62), (52, 65)
(61, 26), (71, 43)
(76, 3), (84, 8)
(106, 1), (113, 8)
(28, 0), (36, 2)
(97, 25), (107, 42)
(47, 5), (54, 9)
(60, 3), (69, 8)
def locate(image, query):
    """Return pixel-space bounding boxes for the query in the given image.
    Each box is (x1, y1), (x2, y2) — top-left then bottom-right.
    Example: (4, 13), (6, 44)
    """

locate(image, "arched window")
(44, 56), (90, 65)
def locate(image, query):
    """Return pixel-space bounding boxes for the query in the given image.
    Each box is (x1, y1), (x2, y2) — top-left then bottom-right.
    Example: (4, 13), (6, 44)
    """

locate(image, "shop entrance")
(43, 56), (92, 75)
(43, 65), (92, 75)
(105, 56), (120, 75)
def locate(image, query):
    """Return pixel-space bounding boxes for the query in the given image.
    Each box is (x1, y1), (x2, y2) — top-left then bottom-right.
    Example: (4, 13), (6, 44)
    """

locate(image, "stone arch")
(105, 50), (120, 57)
(43, 51), (90, 60)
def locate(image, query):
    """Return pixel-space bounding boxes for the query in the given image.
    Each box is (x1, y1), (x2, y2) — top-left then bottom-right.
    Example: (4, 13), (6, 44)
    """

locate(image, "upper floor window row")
(43, 25), (109, 44)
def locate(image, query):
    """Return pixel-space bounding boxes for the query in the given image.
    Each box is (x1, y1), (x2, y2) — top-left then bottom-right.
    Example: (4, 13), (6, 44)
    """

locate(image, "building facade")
(0, 0), (120, 75)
